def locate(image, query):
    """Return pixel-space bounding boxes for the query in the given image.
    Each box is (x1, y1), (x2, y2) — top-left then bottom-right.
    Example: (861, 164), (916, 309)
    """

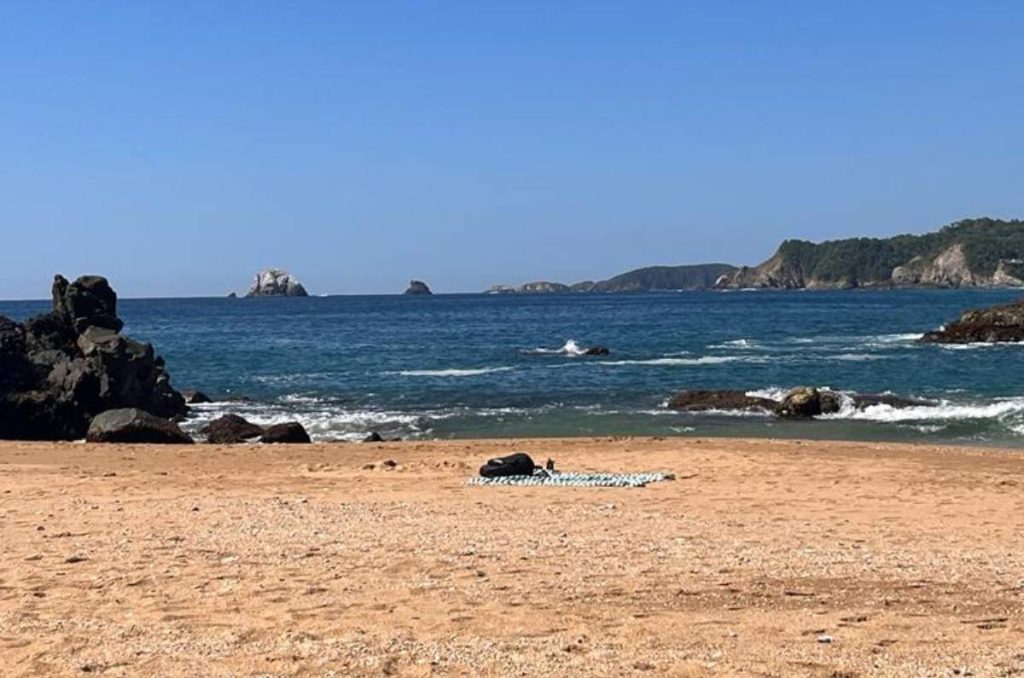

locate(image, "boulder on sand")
(259, 422), (311, 444)
(921, 298), (1024, 344)
(200, 414), (265, 444)
(86, 408), (193, 444)
(0, 275), (187, 440)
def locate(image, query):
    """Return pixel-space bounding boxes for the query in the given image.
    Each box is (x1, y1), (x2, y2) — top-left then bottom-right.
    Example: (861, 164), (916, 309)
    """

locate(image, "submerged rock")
(200, 414), (265, 444)
(921, 298), (1024, 344)
(667, 390), (776, 412)
(582, 346), (610, 356)
(260, 422), (311, 444)
(0, 275), (187, 440)
(404, 280), (432, 295)
(86, 408), (193, 444)
(246, 268), (308, 297)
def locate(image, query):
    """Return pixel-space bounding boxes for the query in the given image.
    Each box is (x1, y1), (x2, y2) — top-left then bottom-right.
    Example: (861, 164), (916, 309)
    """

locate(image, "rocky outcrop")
(246, 269), (308, 297)
(182, 390), (212, 404)
(404, 280), (432, 295)
(0, 275), (187, 440)
(86, 408), (193, 444)
(200, 414), (265, 443)
(891, 244), (978, 287)
(668, 387), (931, 417)
(921, 299), (1024, 344)
(668, 390), (776, 412)
(260, 422), (311, 444)
(774, 387), (843, 418)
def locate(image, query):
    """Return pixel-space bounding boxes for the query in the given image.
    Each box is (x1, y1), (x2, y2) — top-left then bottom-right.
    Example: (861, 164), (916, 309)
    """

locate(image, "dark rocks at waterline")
(774, 387), (843, 419)
(86, 408), (193, 444)
(200, 414), (265, 444)
(920, 298), (1024, 344)
(260, 422), (312, 444)
(667, 389), (776, 412)
(668, 387), (934, 419)
(404, 280), (433, 295)
(0, 275), (187, 440)
(362, 431), (402, 443)
(182, 390), (212, 404)
(582, 346), (610, 356)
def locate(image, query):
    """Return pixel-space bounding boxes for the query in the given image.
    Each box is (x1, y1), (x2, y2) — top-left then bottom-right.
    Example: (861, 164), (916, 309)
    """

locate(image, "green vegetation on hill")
(735, 218), (1024, 288)
(588, 264), (737, 292)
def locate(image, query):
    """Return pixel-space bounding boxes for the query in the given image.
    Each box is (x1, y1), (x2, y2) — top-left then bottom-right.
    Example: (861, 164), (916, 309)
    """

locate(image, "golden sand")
(1, 437), (1022, 676)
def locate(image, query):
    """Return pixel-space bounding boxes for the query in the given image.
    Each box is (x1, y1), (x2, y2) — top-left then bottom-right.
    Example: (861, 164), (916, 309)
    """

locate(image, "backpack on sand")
(479, 452), (537, 478)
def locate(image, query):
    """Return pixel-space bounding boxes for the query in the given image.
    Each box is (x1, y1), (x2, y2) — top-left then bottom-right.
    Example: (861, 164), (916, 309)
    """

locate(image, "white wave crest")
(390, 367), (514, 377)
(821, 397), (1024, 424)
(600, 356), (743, 366)
(745, 386), (788, 402)
(711, 338), (758, 349)
(525, 339), (589, 356)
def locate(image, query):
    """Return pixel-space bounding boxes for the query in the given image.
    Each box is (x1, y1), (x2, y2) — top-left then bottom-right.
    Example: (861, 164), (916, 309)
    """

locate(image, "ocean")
(2, 289), (1023, 446)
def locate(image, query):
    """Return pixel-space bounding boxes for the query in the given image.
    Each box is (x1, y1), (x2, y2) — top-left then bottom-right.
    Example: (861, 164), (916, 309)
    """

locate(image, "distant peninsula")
(488, 218), (1024, 293)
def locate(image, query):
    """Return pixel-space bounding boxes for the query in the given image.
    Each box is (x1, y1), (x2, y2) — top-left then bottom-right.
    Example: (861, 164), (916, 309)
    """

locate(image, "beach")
(1, 437), (1022, 676)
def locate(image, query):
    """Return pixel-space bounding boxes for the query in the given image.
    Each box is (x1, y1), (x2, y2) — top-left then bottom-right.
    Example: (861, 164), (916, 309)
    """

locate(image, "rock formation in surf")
(921, 298), (1024, 344)
(0, 275), (188, 440)
(667, 387), (931, 418)
(246, 268), (309, 297)
(405, 280), (433, 295)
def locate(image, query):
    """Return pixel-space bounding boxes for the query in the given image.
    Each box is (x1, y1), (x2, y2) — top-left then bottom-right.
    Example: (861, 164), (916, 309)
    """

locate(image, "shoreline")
(3, 436), (1023, 675)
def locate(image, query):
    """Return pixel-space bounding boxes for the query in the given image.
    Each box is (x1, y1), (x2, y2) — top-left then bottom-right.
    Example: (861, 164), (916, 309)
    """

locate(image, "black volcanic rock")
(260, 422), (311, 444)
(0, 275), (187, 440)
(582, 346), (610, 356)
(921, 299), (1024, 344)
(201, 414), (265, 444)
(667, 390), (776, 412)
(405, 280), (432, 295)
(86, 408), (193, 444)
(182, 390), (212, 404)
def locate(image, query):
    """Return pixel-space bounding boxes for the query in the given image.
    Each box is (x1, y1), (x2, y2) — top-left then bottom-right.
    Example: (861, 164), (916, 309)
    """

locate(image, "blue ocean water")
(2, 289), (1023, 445)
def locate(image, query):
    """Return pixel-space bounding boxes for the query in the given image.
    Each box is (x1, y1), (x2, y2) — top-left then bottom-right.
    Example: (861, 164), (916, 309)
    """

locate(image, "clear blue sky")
(2, 1), (1023, 298)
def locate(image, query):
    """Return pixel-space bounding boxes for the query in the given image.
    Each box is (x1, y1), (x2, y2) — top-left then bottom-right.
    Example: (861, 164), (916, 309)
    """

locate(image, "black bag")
(479, 452), (536, 478)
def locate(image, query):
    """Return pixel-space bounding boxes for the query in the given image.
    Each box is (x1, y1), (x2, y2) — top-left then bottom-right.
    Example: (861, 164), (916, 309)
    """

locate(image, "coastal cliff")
(717, 218), (1024, 290)
(488, 217), (1024, 293)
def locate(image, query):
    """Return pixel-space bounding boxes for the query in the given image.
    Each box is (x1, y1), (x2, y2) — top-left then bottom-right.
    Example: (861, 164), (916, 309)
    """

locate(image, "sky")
(1, 1), (1023, 298)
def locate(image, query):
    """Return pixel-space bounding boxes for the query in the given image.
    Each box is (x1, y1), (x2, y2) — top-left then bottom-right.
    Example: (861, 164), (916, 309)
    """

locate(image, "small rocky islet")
(404, 280), (432, 295)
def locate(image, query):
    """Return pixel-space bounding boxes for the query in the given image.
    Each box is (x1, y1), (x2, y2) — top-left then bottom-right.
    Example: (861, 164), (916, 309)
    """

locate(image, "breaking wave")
(525, 339), (589, 356)
(389, 367), (514, 377)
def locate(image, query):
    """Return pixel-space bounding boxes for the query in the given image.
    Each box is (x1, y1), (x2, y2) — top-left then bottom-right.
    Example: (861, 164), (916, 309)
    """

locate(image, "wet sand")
(1, 437), (1023, 676)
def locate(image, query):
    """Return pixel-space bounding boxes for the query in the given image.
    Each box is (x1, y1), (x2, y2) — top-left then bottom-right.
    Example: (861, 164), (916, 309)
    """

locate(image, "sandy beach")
(1, 437), (1022, 676)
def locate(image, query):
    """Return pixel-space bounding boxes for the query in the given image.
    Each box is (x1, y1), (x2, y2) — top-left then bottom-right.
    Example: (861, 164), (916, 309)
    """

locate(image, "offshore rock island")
(245, 268), (309, 297)
(490, 217), (1024, 293)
